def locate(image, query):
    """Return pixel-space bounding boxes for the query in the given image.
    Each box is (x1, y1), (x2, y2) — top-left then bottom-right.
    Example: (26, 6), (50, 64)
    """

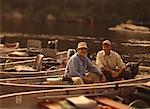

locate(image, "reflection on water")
(1, 21), (150, 66)
(121, 39), (150, 47)
(1, 21), (110, 36)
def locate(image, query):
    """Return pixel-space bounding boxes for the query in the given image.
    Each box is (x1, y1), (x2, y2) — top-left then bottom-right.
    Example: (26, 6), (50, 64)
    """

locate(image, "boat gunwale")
(0, 68), (65, 74)
(0, 57), (54, 66)
(0, 83), (142, 99)
(0, 76), (149, 88)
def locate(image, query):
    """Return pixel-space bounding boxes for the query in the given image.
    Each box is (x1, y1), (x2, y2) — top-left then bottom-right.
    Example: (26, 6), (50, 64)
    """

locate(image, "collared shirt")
(64, 53), (102, 78)
(96, 50), (125, 70)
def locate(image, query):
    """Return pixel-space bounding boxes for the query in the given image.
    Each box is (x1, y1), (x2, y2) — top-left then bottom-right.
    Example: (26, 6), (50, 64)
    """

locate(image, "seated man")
(64, 42), (106, 84)
(96, 40), (131, 82)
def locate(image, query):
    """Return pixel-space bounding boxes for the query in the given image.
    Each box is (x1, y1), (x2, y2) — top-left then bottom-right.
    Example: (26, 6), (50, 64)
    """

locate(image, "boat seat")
(46, 77), (68, 85)
(42, 48), (57, 59)
(45, 77), (84, 85)
(95, 97), (129, 109)
(66, 96), (97, 109)
(59, 100), (76, 109)
(27, 39), (42, 56)
(72, 77), (84, 85)
(15, 54), (44, 72)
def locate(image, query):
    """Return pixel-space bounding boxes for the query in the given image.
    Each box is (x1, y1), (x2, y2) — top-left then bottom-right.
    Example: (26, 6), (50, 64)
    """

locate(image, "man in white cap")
(64, 42), (105, 84)
(96, 40), (131, 81)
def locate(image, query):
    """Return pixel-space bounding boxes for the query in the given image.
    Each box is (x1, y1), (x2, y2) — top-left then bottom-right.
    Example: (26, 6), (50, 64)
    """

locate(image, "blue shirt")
(64, 53), (103, 77)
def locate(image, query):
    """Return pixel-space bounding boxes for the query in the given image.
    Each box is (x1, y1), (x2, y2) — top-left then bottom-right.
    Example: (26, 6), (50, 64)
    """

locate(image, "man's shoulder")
(69, 53), (78, 60)
(111, 51), (121, 57)
(67, 53), (78, 65)
(97, 50), (104, 55)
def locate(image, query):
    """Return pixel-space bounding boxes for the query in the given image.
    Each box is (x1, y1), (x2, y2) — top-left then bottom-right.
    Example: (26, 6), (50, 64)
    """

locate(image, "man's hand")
(82, 76), (93, 84)
(111, 71), (119, 78)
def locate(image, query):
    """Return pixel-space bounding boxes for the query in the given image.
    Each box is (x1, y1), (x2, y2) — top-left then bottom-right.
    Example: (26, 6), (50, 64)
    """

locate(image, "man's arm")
(101, 67), (115, 73)
(87, 57), (103, 75)
(87, 57), (106, 82)
(116, 54), (126, 73)
(111, 54), (126, 78)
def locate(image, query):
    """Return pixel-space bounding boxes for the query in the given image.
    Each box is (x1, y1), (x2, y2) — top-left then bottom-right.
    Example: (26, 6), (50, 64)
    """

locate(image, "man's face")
(78, 48), (88, 57)
(102, 44), (112, 55)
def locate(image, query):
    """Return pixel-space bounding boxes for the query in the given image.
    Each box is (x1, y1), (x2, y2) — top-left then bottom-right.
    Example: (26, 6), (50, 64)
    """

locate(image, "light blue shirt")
(64, 53), (103, 77)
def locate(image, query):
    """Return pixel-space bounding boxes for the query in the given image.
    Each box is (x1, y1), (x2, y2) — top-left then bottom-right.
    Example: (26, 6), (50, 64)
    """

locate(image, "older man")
(96, 40), (131, 81)
(64, 42), (105, 84)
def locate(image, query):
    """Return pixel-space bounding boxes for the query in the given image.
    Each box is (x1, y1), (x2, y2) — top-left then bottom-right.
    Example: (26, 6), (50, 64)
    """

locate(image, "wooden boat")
(0, 75), (149, 95)
(0, 82), (148, 109)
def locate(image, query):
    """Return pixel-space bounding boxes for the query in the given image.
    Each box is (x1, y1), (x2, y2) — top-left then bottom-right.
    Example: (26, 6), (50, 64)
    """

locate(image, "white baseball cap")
(102, 40), (111, 46)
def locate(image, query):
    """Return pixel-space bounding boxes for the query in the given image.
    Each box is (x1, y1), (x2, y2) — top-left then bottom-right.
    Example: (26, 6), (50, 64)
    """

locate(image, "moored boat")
(0, 81), (149, 109)
(0, 74), (149, 95)
(0, 50), (67, 78)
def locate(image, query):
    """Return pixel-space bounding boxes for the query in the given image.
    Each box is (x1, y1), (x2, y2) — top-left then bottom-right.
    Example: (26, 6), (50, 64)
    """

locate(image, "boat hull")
(0, 84), (138, 109)
(0, 76), (149, 95)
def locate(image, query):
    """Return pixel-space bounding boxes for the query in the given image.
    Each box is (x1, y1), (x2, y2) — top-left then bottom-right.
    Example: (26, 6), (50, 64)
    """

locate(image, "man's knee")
(72, 77), (84, 85)
(84, 73), (105, 83)
(101, 70), (112, 81)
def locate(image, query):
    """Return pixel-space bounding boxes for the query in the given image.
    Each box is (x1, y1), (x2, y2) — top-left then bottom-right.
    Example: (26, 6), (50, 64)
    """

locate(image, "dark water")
(1, 20), (111, 36)
(1, 21), (150, 66)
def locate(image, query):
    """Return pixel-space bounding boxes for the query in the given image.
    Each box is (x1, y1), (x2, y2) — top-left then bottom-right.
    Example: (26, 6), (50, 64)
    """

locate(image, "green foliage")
(1, 0), (150, 23)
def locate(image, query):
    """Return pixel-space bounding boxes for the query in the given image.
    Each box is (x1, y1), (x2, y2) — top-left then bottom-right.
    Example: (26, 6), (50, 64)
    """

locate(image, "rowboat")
(0, 74), (149, 95)
(0, 81), (148, 109)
